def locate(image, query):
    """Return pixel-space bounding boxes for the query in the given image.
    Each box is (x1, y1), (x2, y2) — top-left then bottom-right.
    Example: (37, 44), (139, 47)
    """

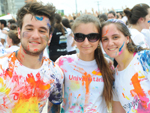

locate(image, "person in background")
(9, 23), (18, 30)
(107, 11), (116, 20)
(101, 20), (150, 113)
(0, 2), (64, 113)
(7, 19), (16, 29)
(62, 18), (76, 55)
(56, 14), (114, 113)
(98, 13), (108, 24)
(124, 3), (150, 48)
(48, 13), (67, 61)
(5, 30), (20, 54)
(0, 19), (9, 46)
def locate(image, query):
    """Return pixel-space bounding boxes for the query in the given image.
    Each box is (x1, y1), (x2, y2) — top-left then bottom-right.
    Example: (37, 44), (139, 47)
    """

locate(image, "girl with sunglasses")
(56, 14), (114, 113)
(101, 20), (150, 113)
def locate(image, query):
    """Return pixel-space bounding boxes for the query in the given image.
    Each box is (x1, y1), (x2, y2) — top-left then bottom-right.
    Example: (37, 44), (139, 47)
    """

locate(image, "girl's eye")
(102, 38), (108, 41)
(113, 36), (118, 39)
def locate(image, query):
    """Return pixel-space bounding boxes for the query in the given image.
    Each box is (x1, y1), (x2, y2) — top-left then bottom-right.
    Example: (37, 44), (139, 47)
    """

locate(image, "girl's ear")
(138, 17), (144, 23)
(18, 27), (21, 39)
(126, 36), (130, 43)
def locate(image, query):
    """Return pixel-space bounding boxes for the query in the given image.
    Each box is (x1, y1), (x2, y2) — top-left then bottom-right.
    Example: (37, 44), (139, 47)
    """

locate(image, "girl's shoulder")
(137, 50), (150, 56)
(55, 54), (77, 66)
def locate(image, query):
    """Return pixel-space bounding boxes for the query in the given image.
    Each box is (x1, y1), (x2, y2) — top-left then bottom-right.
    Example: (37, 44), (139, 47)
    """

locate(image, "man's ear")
(18, 27), (21, 39)
(48, 33), (52, 45)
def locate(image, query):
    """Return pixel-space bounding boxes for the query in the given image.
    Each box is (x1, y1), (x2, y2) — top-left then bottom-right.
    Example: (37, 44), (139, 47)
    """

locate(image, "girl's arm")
(112, 101), (126, 113)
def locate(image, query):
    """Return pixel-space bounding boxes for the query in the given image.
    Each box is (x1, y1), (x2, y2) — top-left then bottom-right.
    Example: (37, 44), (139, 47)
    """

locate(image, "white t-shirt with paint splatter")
(56, 54), (108, 113)
(113, 50), (150, 112)
(0, 52), (64, 113)
(129, 28), (149, 48)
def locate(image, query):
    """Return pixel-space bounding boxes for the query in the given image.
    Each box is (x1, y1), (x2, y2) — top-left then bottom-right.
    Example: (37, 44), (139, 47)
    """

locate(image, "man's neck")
(16, 48), (44, 69)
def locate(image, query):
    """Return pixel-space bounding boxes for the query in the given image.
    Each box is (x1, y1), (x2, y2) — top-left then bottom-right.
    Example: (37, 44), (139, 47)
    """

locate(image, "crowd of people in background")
(0, 1), (150, 113)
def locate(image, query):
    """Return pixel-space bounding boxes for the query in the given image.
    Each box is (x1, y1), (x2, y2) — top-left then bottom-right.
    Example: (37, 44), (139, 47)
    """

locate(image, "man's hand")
(48, 101), (60, 113)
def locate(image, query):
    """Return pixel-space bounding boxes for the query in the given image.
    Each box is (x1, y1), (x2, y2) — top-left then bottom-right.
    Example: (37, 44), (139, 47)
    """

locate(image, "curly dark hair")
(17, 2), (56, 34)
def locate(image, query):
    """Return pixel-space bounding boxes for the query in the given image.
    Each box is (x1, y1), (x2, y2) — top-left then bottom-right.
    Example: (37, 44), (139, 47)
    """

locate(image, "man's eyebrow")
(24, 24), (48, 31)
(25, 24), (33, 27)
(40, 27), (48, 31)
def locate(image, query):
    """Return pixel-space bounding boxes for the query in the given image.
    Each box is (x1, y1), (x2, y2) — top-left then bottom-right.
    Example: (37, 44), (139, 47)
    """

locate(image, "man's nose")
(32, 30), (40, 39)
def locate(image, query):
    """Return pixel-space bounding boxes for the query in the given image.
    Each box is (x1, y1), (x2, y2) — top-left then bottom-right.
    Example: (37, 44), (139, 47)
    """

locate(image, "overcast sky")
(37, 0), (150, 15)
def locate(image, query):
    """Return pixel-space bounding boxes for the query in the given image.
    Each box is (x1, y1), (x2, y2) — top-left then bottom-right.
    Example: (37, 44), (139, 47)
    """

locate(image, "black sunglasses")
(74, 33), (100, 42)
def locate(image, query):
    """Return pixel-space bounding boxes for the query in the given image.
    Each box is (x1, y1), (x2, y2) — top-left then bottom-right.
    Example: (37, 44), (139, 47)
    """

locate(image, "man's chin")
(24, 50), (44, 56)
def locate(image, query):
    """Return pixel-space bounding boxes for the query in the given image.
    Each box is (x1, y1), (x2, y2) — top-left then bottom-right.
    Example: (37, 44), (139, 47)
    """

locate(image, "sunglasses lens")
(88, 34), (99, 42)
(74, 33), (84, 42)
(74, 33), (100, 42)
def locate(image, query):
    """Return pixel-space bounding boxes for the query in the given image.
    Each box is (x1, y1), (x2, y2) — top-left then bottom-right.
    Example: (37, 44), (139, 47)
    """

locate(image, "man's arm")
(48, 101), (60, 113)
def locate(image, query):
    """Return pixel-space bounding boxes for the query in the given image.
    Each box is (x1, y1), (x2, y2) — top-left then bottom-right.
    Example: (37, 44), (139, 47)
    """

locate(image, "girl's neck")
(131, 24), (142, 32)
(116, 50), (134, 71)
(77, 53), (95, 61)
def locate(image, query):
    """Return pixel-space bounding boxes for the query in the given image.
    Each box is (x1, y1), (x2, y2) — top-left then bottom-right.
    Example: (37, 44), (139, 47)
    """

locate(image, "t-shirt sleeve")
(132, 34), (148, 48)
(48, 63), (64, 105)
(0, 32), (7, 40)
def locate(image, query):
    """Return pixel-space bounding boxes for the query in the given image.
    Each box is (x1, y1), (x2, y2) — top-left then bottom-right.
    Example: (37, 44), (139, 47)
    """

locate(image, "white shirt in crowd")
(66, 28), (76, 52)
(141, 29), (150, 48)
(129, 28), (149, 48)
(0, 27), (9, 47)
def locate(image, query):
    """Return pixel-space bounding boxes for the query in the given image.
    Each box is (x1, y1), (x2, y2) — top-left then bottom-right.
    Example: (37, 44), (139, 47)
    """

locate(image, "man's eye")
(40, 30), (46, 33)
(27, 29), (32, 30)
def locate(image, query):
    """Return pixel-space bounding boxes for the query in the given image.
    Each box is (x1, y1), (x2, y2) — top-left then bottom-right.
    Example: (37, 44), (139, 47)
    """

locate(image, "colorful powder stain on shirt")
(26, 73), (50, 91)
(131, 72), (150, 111)
(92, 70), (102, 76)
(0, 52), (63, 112)
(82, 72), (92, 103)
(12, 97), (39, 113)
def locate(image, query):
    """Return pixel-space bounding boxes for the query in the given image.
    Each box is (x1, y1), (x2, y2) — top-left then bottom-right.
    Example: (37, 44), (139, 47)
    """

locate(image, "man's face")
(18, 14), (51, 56)
(107, 13), (115, 20)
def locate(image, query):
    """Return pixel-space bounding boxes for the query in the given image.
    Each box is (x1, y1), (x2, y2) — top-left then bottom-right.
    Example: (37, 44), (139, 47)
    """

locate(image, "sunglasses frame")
(74, 33), (100, 42)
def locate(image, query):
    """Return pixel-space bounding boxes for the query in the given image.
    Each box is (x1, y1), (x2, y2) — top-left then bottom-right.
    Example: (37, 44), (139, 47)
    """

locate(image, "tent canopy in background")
(0, 14), (16, 21)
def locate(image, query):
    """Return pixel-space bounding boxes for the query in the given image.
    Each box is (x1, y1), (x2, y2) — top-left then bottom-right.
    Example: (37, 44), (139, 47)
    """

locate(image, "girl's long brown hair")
(72, 14), (114, 109)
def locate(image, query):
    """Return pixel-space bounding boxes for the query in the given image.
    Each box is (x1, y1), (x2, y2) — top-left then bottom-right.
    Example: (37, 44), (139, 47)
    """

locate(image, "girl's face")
(143, 8), (150, 29)
(7, 36), (12, 46)
(74, 23), (100, 57)
(101, 23), (129, 58)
